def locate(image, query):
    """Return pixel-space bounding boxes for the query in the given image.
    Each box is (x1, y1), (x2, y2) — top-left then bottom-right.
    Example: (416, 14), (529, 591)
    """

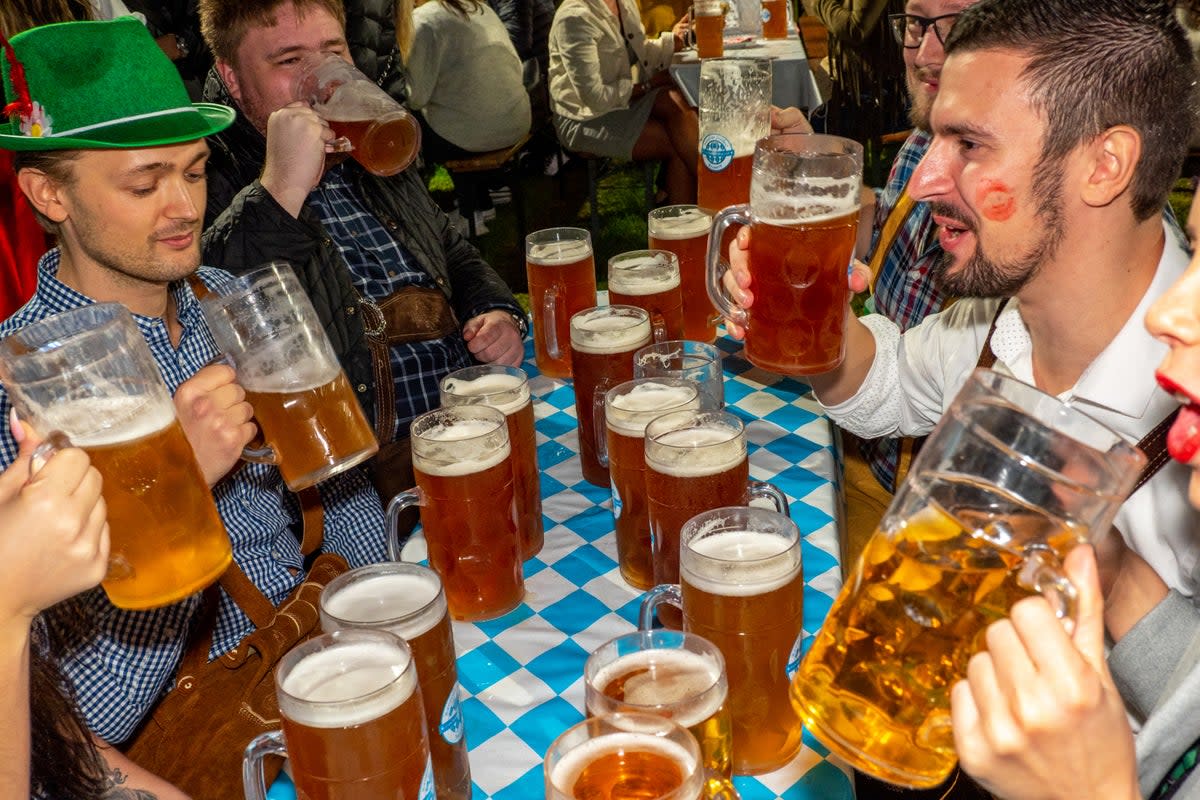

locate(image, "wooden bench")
(443, 131), (533, 239)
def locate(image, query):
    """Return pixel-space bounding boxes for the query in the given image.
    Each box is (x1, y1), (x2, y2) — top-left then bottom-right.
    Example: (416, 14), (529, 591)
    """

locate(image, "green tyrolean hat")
(0, 17), (234, 151)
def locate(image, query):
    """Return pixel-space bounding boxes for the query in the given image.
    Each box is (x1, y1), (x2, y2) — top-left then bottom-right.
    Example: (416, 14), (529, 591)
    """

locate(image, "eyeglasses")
(888, 13), (960, 49)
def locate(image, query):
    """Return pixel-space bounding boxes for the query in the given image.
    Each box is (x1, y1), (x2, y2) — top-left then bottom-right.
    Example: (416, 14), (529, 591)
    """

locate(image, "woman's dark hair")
(30, 620), (106, 799)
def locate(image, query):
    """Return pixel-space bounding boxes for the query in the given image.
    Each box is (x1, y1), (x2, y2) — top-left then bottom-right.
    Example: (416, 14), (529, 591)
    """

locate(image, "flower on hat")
(19, 100), (51, 137)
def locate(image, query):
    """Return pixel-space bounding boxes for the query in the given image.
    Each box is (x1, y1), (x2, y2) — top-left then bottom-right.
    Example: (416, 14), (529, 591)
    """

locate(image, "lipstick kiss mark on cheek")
(976, 179), (1016, 222)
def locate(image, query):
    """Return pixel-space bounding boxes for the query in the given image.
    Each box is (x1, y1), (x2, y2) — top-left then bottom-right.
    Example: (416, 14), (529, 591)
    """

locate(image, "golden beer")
(526, 232), (598, 379)
(276, 633), (432, 800)
(681, 526), (804, 775)
(320, 564), (471, 800)
(545, 714), (705, 800)
(608, 251), (686, 341)
(440, 367), (543, 559)
(79, 403), (231, 610)
(694, 11), (724, 58)
(760, 0), (787, 38)
(606, 380), (700, 589)
(570, 306), (652, 487)
(586, 633), (732, 779)
(244, 368), (379, 492)
(648, 206), (717, 343)
(697, 153), (753, 215)
(791, 503), (1066, 787)
(411, 411), (524, 621)
(644, 419), (748, 589)
(326, 112), (421, 177)
(745, 209), (859, 375)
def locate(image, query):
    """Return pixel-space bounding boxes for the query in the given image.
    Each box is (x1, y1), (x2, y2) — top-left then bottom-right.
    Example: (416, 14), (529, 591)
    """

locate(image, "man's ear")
(1079, 125), (1140, 209)
(216, 59), (242, 103)
(17, 168), (68, 224)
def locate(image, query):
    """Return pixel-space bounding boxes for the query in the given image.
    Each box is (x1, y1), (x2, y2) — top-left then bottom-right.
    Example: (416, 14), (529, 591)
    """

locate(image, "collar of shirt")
(988, 220), (1186, 421)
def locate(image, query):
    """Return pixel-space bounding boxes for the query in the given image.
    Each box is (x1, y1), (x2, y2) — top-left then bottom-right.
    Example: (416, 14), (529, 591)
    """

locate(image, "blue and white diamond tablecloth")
(271, 334), (854, 800)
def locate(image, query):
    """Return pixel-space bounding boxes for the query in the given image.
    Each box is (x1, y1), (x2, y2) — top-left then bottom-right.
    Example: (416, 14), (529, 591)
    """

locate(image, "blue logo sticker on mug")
(440, 684), (465, 744)
(761, 6), (772, 22)
(700, 133), (735, 172)
(786, 632), (803, 680)
(420, 757), (436, 800)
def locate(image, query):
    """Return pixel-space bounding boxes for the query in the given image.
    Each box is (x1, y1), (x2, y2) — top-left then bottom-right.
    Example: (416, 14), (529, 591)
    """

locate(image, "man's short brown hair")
(198, 0), (347, 65)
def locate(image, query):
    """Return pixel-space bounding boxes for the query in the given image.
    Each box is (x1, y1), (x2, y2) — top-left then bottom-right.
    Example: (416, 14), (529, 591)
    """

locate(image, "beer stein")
(586, 630), (733, 779)
(635, 340), (724, 411)
(792, 369), (1146, 789)
(697, 59), (771, 214)
(641, 506), (805, 775)
(242, 629), (434, 800)
(648, 205), (717, 343)
(386, 405), (524, 621)
(608, 250), (686, 340)
(692, 0), (726, 58)
(570, 305), (656, 487)
(545, 712), (739, 799)
(760, 0), (787, 38)
(294, 52), (421, 176)
(320, 563), (470, 800)
(525, 227), (598, 379)
(643, 409), (788, 593)
(605, 378), (701, 589)
(707, 133), (863, 376)
(201, 262), (379, 492)
(440, 365), (543, 559)
(0, 303), (231, 610)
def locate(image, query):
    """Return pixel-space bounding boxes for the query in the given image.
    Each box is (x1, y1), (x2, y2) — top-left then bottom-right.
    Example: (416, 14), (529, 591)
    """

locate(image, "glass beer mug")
(641, 506), (805, 776)
(707, 133), (862, 376)
(648, 205), (717, 343)
(607, 250), (686, 341)
(294, 52), (422, 176)
(386, 405), (524, 621)
(791, 369), (1147, 788)
(201, 262), (379, 492)
(242, 629), (434, 800)
(545, 712), (739, 799)
(0, 303), (231, 610)
(697, 59), (771, 214)
(525, 227), (598, 379)
(320, 563), (471, 800)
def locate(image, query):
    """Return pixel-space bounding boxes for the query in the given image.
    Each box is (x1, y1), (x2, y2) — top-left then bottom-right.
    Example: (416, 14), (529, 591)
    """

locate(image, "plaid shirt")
(309, 165), (474, 437)
(860, 130), (948, 490)
(0, 252), (386, 744)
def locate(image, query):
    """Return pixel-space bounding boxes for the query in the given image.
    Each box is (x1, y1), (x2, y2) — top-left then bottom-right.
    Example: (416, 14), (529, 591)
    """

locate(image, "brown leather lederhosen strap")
(868, 188), (918, 295)
(358, 285), (459, 444)
(1131, 408), (1178, 495)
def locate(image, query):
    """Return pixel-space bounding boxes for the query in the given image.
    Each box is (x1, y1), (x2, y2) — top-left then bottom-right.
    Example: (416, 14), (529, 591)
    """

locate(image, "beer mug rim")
(0, 301), (128, 359)
(585, 629), (727, 698)
(526, 226), (592, 250)
(958, 368), (1145, 479)
(648, 204), (706, 219)
(203, 260), (301, 301)
(275, 628), (415, 708)
(411, 404), (507, 440)
(545, 711), (702, 797)
(319, 562), (447, 633)
(634, 340), (720, 372)
(681, 505), (801, 563)
(439, 364), (531, 411)
(645, 409), (742, 448)
(569, 304), (652, 346)
(698, 56), (772, 72)
(605, 377), (700, 409)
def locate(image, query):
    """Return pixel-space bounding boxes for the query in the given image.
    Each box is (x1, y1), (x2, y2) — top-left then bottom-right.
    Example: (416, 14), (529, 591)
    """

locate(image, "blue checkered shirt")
(860, 130), (947, 490)
(0, 252), (387, 744)
(309, 166), (474, 438)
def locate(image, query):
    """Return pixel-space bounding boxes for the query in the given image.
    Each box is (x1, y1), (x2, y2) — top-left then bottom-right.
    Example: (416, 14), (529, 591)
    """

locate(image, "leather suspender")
(868, 188), (917, 295)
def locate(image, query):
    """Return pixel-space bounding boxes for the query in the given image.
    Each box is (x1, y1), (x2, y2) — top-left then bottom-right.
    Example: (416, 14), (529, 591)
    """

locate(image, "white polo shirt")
(823, 224), (1200, 597)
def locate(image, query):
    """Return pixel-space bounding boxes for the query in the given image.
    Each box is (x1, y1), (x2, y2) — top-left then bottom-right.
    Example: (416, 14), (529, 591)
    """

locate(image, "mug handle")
(242, 729), (286, 800)
(240, 424), (277, 465)
(29, 429), (72, 479)
(386, 487), (426, 561)
(703, 773), (741, 800)
(1018, 548), (1079, 633)
(639, 583), (682, 631)
(544, 284), (564, 361)
(594, 384), (611, 467)
(649, 311), (669, 345)
(746, 480), (789, 517)
(706, 205), (752, 331)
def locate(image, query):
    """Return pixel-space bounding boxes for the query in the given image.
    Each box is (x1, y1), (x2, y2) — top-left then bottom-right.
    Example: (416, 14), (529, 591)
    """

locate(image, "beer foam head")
(441, 371), (530, 416)
(322, 569), (446, 640)
(413, 416), (511, 476)
(608, 253), (680, 297)
(237, 346), (340, 393)
(648, 208), (712, 240)
(682, 529), (801, 597)
(279, 638), (416, 728)
(590, 648), (724, 727)
(527, 238), (592, 266)
(47, 395), (175, 447)
(570, 307), (652, 354)
(645, 424), (745, 477)
(549, 731), (697, 793)
(750, 175), (861, 224)
(607, 382), (699, 438)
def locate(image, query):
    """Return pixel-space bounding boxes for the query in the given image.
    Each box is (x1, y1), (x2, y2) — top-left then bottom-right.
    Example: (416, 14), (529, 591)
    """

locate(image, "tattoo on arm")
(101, 768), (159, 800)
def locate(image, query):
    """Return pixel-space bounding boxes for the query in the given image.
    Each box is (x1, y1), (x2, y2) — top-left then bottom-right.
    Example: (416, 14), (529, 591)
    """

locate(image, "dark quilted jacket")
(344, 0), (409, 104)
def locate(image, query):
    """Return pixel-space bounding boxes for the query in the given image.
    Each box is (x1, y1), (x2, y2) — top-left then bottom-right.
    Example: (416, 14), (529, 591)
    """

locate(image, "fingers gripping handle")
(705, 205), (752, 330)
